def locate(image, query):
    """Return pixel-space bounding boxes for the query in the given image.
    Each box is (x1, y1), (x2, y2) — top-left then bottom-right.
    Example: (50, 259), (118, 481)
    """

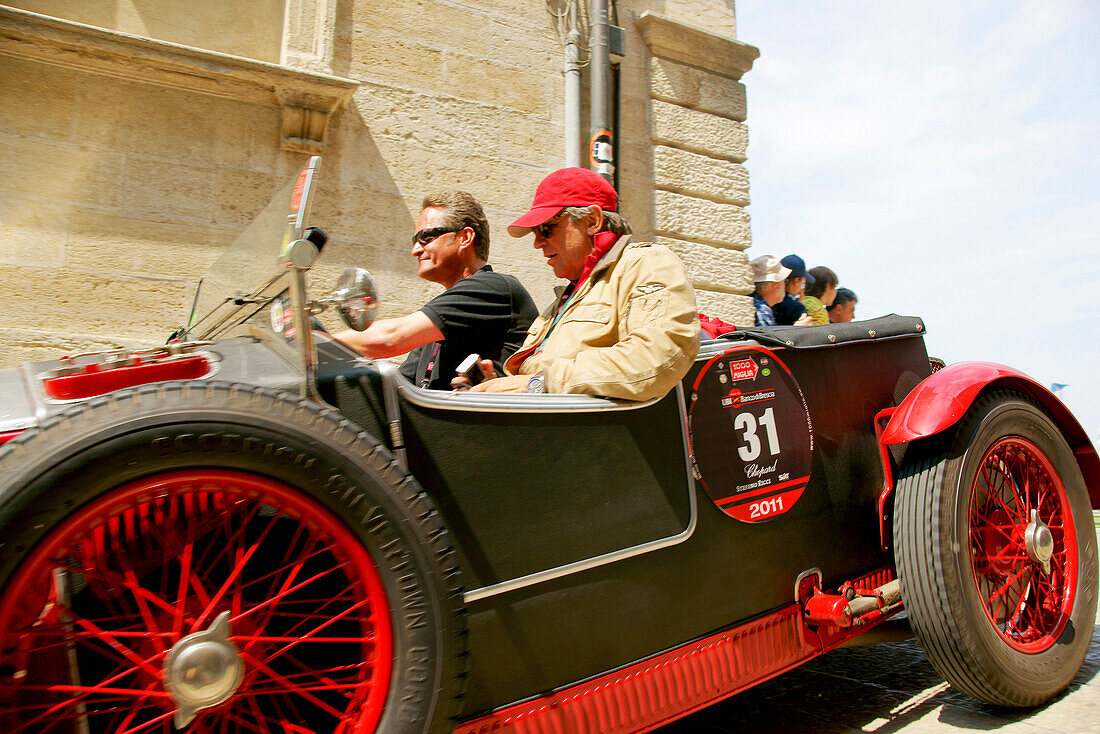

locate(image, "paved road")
(659, 529), (1100, 734)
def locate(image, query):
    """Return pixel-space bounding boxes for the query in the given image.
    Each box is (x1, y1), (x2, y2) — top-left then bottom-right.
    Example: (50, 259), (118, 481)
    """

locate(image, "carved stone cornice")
(635, 11), (759, 80)
(0, 6), (358, 153)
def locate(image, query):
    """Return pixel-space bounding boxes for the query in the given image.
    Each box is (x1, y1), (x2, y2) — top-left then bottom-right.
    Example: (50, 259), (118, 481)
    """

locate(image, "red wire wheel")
(967, 437), (1077, 653)
(894, 391), (1097, 708)
(0, 469), (393, 733)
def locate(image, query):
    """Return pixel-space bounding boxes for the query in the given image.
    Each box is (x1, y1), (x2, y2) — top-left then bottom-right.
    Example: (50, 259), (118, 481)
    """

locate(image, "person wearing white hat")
(751, 255), (791, 327)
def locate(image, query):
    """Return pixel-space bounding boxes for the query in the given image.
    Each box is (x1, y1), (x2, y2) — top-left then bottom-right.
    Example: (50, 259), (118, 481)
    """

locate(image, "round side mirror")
(329, 267), (379, 331)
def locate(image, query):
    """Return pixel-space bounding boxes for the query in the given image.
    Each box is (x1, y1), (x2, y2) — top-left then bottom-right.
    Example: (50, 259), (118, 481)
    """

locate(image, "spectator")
(334, 191), (538, 389)
(470, 167), (699, 400)
(751, 255), (790, 327)
(801, 266), (838, 325)
(828, 288), (858, 323)
(772, 254), (814, 326)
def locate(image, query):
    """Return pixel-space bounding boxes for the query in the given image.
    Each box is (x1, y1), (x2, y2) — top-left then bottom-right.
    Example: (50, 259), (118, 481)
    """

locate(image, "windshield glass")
(187, 158), (321, 341)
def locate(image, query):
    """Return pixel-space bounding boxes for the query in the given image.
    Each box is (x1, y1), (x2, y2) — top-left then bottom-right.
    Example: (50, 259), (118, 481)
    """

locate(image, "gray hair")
(829, 287), (858, 308)
(563, 206), (632, 236)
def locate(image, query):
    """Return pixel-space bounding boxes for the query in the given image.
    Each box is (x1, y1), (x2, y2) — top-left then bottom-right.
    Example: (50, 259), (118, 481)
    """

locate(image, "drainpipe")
(563, 2), (582, 167)
(589, 0), (614, 181)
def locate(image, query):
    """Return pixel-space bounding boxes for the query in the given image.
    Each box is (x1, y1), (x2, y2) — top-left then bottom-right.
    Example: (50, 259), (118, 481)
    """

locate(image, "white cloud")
(738, 0), (1100, 438)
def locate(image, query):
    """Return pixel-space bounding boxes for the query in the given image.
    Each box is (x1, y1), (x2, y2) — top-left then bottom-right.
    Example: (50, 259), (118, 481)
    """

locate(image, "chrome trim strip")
(463, 384), (698, 603)
(373, 360), (408, 470)
(697, 337), (765, 359)
(287, 265), (320, 401)
(392, 373), (662, 414)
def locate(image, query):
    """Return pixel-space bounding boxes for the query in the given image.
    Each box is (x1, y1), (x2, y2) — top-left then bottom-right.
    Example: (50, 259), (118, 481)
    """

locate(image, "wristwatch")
(525, 372), (547, 394)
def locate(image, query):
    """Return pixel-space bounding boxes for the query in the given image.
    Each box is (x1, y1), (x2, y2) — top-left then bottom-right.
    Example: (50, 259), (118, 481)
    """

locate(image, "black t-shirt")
(399, 265), (538, 390)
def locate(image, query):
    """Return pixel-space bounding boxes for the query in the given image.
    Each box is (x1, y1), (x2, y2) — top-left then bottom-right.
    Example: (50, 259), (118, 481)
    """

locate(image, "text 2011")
(749, 496), (784, 519)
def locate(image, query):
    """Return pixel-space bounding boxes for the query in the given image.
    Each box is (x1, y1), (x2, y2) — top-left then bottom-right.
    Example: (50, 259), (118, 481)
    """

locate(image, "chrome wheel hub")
(165, 611), (244, 728)
(1024, 508), (1054, 575)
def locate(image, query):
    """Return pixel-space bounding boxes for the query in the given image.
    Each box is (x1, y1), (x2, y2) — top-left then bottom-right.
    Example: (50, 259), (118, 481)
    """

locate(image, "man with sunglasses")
(470, 167), (699, 400)
(334, 191), (537, 389)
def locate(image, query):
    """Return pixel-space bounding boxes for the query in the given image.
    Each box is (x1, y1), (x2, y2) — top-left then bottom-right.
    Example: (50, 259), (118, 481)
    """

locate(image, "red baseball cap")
(508, 167), (618, 237)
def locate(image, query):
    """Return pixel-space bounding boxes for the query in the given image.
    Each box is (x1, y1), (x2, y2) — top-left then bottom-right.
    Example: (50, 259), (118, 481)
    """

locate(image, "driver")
(470, 167), (699, 401)
(334, 191), (538, 390)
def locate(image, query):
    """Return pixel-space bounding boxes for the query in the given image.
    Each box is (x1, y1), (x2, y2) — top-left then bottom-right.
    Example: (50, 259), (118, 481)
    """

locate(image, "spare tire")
(0, 381), (466, 733)
(893, 390), (1097, 707)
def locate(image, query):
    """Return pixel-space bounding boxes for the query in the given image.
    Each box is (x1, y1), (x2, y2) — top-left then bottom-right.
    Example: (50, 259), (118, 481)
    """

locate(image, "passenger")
(334, 191), (538, 390)
(751, 256), (790, 327)
(828, 287), (859, 323)
(801, 266), (838, 325)
(772, 254), (815, 326)
(469, 167), (700, 400)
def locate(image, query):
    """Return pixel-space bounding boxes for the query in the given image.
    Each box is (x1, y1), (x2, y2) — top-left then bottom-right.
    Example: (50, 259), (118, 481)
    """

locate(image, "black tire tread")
(894, 389), (1096, 707)
(0, 380), (468, 733)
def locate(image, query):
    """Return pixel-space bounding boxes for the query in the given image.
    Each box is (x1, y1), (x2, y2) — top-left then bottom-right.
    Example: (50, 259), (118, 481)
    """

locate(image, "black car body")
(1, 159), (1096, 734)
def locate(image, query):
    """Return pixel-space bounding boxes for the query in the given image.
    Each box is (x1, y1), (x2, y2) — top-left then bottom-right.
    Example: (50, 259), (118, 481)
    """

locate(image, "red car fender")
(874, 362), (1100, 550)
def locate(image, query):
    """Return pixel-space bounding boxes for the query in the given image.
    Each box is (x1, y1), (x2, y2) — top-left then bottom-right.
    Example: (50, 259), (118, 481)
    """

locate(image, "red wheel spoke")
(8, 623), (169, 656)
(261, 598), (369, 664)
(1, 469), (392, 732)
(12, 683), (171, 698)
(259, 675), (308, 732)
(237, 634), (376, 644)
(239, 649), (349, 720)
(1005, 456), (1029, 516)
(116, 708), (175, 734)
(241, 533), (321, 654)
(969, 436), (1076, 652)
(267, 591), (361, 644)
(239, 538), (334, 596)
(54, 558), (181, 620)
(195, 506), (279, 632)
(235, 560), (350, 630)
(988, 567), (1029, 603)
(972, 540), (1027, 565)
(111, 690), (160, 734)
(236, 698), (274, 734)
(175, 538), (195, 640)
(187, 498), (262, 608)
(263, 647), (370, 700)
(251, 682), (367, 694)
(116, 556), (167, 655)
(249, 659), (366, 682)
(63, 613), (164, 679)
(979, 467), (1025, 523)
(196, 499), (264, 583)
(973, 551), (1028, 565)
(262, 600), (369, 665)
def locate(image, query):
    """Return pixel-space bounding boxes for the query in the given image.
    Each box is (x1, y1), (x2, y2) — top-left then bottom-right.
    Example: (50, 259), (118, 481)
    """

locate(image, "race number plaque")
(688, 346), (813, 522)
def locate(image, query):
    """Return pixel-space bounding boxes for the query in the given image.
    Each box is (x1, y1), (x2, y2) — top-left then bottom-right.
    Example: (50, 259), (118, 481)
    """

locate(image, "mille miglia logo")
(745, 460), (778, 479)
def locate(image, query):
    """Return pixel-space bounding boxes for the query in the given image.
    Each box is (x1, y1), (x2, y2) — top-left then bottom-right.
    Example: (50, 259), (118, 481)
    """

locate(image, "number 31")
(734, 407), (780, 461)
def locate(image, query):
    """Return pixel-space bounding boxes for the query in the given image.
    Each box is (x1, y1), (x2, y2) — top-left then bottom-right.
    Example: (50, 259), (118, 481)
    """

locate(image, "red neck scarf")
(567, 231), (621, 294)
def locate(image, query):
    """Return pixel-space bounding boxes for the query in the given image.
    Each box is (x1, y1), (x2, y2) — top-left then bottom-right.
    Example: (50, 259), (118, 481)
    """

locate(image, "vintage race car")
(1, 159), (1097, 734)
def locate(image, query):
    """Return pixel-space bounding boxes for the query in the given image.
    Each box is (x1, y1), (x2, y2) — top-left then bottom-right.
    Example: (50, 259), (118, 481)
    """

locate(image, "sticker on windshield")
(688, 346), (813, 523)
(270, 296), (294, 338)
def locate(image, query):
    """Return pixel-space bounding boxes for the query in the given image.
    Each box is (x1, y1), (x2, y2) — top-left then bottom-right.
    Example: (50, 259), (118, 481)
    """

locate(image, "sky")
(736, 1), (1100, 441)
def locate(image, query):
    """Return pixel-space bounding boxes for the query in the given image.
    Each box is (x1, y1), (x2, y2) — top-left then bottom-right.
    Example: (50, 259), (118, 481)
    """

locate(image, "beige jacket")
(505, 239), (700, 400)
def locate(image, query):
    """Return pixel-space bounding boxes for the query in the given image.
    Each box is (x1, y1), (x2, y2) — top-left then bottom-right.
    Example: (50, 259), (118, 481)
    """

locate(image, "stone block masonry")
(0, 1), (761, 367)
(637, 11), (759, 325)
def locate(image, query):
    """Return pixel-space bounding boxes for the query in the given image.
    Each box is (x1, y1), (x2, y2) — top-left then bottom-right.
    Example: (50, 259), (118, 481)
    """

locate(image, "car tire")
(893, 390), (1098, 707)
(0, 381), (466, 733)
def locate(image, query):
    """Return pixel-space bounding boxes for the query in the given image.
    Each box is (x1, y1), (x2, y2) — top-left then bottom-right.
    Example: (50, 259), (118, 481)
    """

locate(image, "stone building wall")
(0, 0), (758, 367)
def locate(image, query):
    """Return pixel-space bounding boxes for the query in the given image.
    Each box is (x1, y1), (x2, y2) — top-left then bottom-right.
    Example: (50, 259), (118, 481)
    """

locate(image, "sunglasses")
(533, 213), (565, 239)
(411, 226), (460, 247)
